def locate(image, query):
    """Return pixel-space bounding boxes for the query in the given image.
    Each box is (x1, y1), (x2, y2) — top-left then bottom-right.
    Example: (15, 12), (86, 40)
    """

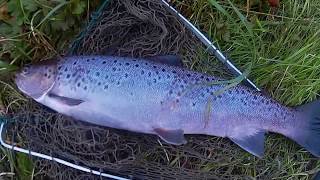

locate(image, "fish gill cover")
(2, 0), (317, 179)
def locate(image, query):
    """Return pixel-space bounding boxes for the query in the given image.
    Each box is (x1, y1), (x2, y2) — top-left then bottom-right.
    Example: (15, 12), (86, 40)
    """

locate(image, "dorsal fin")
(148, 55), (184, 67)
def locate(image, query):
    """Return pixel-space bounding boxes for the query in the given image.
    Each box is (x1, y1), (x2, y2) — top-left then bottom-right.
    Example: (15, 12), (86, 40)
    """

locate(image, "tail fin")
(290, 100), (320, 157)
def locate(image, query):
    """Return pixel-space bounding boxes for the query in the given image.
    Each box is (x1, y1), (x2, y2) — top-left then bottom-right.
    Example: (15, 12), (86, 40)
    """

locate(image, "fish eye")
(22, 65), (31, 74)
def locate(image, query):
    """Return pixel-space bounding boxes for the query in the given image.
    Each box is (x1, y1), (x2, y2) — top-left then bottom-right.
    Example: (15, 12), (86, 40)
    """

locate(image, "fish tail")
(288, 100), (320, 157)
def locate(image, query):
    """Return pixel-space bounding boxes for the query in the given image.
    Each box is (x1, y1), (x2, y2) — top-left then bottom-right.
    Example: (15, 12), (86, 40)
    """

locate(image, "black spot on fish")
(72, 73), (76, 77)
(48, 75), (51, 79)
(96, 72), (100, 76)
(119, 63), (122, 66)
(145, 62), (148, 65)
(57, 77), (60, 80)
(91, 58), (95, 61)
(132, 59), (137, 62)
(254, 96), (257, 100)
(167, 75), (170, 78)
(87, 70), (90, 74)
(130, 92), (134, 96)
(86, 59), (90, 62)
(112, 67), (116, 71)
(84, 86), (87, 90)
(206, 78), (210, 82)
(200, 75), (204, 79)
(48, 69), (52, 73)
(162, 69), (165, 72)
(156, 71), (159, 75)
(125, 62), (130, 66)
(141, 70), (144, 75)
(153, 65), (157, 69)
(176, 99), (179, 103)
(187, 74), (191, 77)
(105, 75), (109, 79)
(113, 60), (117, 63)
(66, 74), (71, 79)
(102, 61), (106, 64)
(192, 102), (196, 107)
(135, 64), (139, 67)
(77, 83), (81, 87)
(169, 90), (173, 95)
(73, 61), (77, 65)
(58, 66), (62, 70)
(104, 85), (108, 90)
(116, 81), (120, 85)
(172, 70), (176, 74)
(64, 68), (68, 72)
(180, 85), (184, 88)
(153, 79), (157, 83)
(148, 72), (151, 77)
(160, 101), (164, 105)
(44, 73), (47, 77)
(98, 82), (101, 86)
(125, 73), (128, 78)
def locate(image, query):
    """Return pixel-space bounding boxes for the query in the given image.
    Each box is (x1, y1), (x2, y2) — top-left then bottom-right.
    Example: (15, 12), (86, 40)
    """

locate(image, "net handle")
(0, 122), (130, 180)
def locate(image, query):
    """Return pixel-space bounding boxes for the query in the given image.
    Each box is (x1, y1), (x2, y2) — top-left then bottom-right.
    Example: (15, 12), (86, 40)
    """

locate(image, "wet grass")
(0, 0), (320, 179)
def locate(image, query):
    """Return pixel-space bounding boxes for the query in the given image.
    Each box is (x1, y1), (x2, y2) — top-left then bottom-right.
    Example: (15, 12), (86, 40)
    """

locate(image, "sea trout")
(15, 55), (320, 157)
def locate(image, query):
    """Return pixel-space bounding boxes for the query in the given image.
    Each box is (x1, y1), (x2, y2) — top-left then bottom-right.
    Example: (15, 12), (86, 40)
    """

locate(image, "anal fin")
(154, 128), (187, 145)
(230, 131), (265, 158)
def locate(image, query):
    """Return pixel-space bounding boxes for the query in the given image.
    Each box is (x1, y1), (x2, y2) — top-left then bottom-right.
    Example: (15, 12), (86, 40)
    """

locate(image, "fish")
(15, 55), (320, 158)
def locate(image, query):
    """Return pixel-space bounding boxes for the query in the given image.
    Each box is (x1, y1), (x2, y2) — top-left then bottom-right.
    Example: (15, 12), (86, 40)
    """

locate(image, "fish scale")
(15, 55), (320, 158)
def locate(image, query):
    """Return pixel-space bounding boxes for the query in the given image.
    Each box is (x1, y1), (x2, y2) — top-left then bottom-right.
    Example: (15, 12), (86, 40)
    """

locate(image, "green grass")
(173, 0), (320, 178)
(1, 0), (320, 179)
(0, 0), (101, 178)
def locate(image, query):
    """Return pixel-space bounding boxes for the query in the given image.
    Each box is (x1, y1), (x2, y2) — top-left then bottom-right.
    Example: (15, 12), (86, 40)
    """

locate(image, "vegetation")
(0, 0), (100, 178)
(173, 0), (320, 178)
(0, 0), (320, 179)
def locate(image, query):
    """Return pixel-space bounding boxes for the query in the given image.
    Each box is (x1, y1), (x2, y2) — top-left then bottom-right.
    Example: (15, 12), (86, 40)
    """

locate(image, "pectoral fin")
(230, 131), (265, 158)
(148, 55), (183, 67)
(48, 93), (84, 106)
(154, 128), (187, 145)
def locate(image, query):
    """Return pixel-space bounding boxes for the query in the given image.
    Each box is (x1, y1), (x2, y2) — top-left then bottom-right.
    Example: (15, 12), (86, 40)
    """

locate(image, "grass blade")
(36, 1), (69, 28)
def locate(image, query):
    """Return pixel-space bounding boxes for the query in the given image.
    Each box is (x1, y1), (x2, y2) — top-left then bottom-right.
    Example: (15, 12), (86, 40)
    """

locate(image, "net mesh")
(1, 0), (260, 179)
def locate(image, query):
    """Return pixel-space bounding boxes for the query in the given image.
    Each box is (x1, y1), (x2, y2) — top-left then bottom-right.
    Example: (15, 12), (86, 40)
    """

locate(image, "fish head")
(15, 60), (57, 99)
